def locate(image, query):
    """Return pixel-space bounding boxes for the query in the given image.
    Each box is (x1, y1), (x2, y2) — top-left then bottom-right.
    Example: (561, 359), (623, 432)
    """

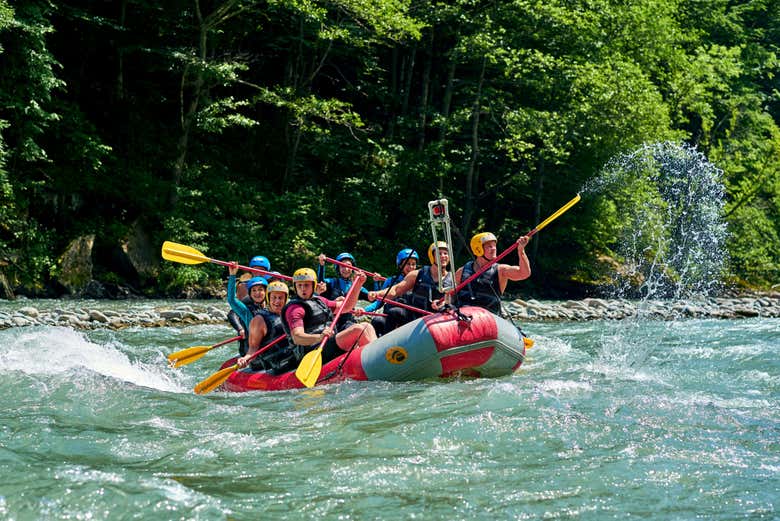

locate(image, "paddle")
(324, 256), (387, 281)
(161, 241), (293, 281)
(451, 193), (581, 296)
(370, 296), (433, 316)
(167, 334), (244, 368)
(193, 334), (286, 395)
(294, 276), (363, 388)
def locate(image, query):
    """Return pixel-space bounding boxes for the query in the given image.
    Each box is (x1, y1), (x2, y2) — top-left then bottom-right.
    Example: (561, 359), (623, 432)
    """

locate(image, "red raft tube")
(220, 306), (528, 392)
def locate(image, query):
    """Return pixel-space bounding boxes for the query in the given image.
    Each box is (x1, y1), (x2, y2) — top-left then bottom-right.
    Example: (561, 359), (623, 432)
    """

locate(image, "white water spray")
(582, 142), (728, 300)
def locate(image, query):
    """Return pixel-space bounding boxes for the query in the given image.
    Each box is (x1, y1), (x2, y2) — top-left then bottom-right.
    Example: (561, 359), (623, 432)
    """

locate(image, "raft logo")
(385, 346), (408, 364)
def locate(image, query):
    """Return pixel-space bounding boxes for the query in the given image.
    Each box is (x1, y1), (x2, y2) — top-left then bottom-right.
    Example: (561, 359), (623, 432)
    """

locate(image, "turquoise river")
(0, 300), (778, 520)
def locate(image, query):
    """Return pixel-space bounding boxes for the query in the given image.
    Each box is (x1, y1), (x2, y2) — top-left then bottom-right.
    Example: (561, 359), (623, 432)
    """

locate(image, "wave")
(0, 326), (189, 393)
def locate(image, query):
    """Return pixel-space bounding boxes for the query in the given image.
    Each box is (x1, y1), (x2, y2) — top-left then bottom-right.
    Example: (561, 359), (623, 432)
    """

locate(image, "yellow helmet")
(292, 268), (317, 284)
(470, 232), (497, 256)
(266, 280), (289, 306)
(428, 241), (449, 265)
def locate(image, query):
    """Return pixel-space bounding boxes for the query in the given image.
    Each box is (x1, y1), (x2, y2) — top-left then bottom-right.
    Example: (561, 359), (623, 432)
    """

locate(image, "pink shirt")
(284, 297), (338, 330)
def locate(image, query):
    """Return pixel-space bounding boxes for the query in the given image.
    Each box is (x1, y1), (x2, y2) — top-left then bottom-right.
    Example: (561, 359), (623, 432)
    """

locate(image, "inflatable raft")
(219, 306), (528, 392)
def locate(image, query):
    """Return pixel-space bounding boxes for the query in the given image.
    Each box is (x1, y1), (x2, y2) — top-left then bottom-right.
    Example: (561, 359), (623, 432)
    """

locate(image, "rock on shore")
(1, 295), (779, 331)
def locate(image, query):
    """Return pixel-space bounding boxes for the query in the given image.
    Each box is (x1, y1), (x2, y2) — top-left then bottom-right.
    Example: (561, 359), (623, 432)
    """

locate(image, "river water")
(0, 300), (777, 520)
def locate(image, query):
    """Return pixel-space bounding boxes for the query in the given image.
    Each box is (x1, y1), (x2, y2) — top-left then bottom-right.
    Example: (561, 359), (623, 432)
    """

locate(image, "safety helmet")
(249, 255), (271, 271)
(428, 241), (449, 265)
(470, 232), (497, 257)
(246, 276), (268, 292)
(292, 268), (317, 284)
(335, 252), (355, 264)
(396, 248), (419, 267)
(266, 280), (289, 306)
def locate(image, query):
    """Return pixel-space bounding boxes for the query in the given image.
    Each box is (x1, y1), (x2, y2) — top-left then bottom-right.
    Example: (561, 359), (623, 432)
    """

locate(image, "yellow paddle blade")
(523, 337), (535, 349)
(167, 346), (211, 368)
(535, 193), (581, 233)
(161, 241), (209, 265)
(295, 347), (323, 388)
(193, 364), (238, 395)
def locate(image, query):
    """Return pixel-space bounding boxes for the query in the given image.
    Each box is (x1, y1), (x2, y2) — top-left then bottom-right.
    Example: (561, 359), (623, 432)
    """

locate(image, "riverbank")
(1, 294), (778, 330)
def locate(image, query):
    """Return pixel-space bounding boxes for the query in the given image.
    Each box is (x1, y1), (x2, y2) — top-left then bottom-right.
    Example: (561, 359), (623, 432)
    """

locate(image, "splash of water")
(0, 326), (188, 393)
(583, 142), (728, 300)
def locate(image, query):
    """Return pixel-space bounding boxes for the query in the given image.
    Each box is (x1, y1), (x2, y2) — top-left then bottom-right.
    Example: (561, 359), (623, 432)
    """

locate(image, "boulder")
(114, 220), (158, 286)
(57, 235), (95, 295)
(0, 268), (13, 299)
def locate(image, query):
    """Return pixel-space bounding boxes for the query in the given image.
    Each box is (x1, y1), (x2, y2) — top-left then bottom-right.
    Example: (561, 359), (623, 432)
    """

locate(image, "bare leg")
(335, 322), (376, 351)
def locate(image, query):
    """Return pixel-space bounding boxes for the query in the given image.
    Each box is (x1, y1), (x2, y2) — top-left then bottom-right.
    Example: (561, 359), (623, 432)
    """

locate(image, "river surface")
(0, 300), (778, 520)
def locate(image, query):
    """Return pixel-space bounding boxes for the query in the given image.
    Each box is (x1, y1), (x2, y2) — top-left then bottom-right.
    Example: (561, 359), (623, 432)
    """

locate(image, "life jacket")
(382, 273), (412, 311)
(322, 277), (351, 300)
(249, 309), (296, 373)
(458, 260), (502, 314)
(229, 297), (265, 356)
(408, 266), (452, 311)
(280, 296), (334, 360)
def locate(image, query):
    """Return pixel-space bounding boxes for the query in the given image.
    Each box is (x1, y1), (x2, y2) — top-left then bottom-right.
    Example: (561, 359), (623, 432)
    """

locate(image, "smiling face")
(435, 248), (449, 268)
(267, 291), (287, 313)
(338, 261), (354, 278)
(250, 284), (266, 304)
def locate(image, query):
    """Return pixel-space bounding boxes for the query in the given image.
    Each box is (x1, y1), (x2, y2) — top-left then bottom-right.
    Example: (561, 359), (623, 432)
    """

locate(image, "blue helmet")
(396, 248), (419, 267)
(249, 255), (270, 271)
(246, 276), (268, 292)
(335, 252), (355, 264)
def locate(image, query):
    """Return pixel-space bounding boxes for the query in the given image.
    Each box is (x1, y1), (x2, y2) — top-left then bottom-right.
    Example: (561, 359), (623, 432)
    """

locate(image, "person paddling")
(227, 264), (268, 356)
(236, 255), (271, 299)
(236, 280), (293, 373)
(282, 268), (377, 365)
(316, 251), (379, 330)
(366, 242), (453, 328)
(455, 232), (531, 315)
(360, 248), (419, 336)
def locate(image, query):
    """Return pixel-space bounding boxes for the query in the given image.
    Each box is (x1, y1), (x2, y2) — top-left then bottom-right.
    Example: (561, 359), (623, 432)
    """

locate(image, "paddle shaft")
(325, 257), (386, 281)
(222, 261), (293, 281)
(374, 297), (433, 316)
(193, 334), (287, 394)
(243, 333), (287, 362)
(452, 194), (581, 295)
(316, 279), (360, 349)
(211, 334), (244, 349)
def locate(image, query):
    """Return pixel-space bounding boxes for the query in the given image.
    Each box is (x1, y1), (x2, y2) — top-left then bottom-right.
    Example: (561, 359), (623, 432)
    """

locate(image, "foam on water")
(0, 326), (189, 393)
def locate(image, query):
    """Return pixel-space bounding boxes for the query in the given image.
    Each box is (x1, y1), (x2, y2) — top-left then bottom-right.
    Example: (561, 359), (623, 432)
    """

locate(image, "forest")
(0, 0), (778, 298)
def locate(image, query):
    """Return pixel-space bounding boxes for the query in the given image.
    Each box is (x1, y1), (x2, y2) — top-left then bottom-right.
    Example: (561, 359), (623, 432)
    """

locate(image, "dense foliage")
(0, 0), (778, 296)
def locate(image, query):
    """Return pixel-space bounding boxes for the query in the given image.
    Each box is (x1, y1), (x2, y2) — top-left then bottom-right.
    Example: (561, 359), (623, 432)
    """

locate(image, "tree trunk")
(438, 56), (456, 142)
(461, 56), (487, 235)
(417, 30), (433, 151)
(387, 46), (399, 140)
(116, 0), (126, 101)
(171, 12), (207, 208)
(531, 158), (545, 260)
(170, 0), (245, 206)
(401, 45), (416, 116)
